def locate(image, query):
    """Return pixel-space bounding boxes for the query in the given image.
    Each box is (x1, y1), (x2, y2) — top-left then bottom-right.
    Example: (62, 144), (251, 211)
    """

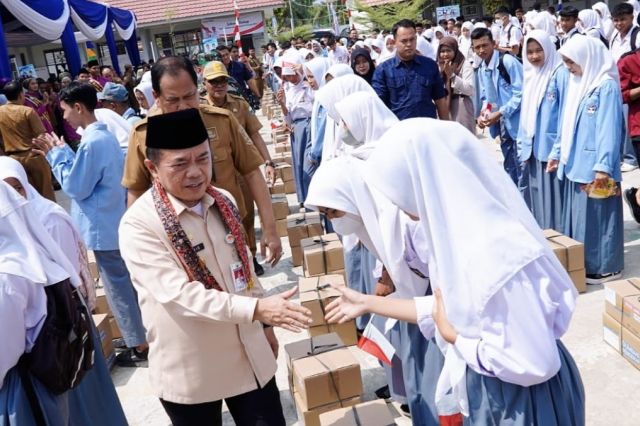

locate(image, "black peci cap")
(146, 108), (209, 150)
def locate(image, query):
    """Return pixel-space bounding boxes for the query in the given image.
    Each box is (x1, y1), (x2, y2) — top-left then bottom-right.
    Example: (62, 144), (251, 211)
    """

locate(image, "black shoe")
(586, 271), (622, 285)
(115, 347), (148, 367)
(400, 404), (411, 417)
(375, 385), (391, 400)
(253, 258), (265, 276)
(624, 188), (640, 224)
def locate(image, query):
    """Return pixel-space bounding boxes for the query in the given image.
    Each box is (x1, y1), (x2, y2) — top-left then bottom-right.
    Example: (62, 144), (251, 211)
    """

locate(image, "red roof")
(103, 0), (284, 26)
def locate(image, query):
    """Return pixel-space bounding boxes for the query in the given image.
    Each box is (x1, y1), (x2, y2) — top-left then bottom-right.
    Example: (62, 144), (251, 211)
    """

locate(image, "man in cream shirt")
(119, 108), (311, 426)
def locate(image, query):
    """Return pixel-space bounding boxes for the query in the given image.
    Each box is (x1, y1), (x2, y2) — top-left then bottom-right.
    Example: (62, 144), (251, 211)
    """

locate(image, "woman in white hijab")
(377, 34), (396, 64)
(578, 9), (607, 43)
(306, 154), (448, 425)
(0, 157), (95, 308)
(416, 36), (436, 60)
(592, 2), (614, 39)
(134, 78), (155, 116)
(304, 57), (333, 178)
(530, 11), (559, 47)
(517, 30), (569, 230)
(323, 63), (353, 83)
(0, 182), (127, 425)
(548, 36), (624, 285)
(323, 118), (584, 424)
(314, 74), (373, 161)
(458, 22), (475, 58)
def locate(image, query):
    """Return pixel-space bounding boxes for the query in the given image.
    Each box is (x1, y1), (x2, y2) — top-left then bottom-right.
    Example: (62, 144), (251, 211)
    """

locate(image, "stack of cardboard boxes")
(272, 194), (290, 237)
(301, 233), (345, 279)
(299, 275), (358, 345)
(275, 161), (296, 195)
(543, 229), (586, 293)
(602, 278), (640, 370)
(93, 289), (122, 355)
(92, 313), (115, 368)
(285, 333), (363, 426)
(318, 400), (396, 426)
(287, 212), (324, 267)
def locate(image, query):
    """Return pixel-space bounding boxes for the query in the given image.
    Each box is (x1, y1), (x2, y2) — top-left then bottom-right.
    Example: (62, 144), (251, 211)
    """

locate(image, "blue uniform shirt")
(46, 122), (126, 250)
(227, 60), (254, 97)
(372, 54), (446, 120)
(476, 51), (523, 139)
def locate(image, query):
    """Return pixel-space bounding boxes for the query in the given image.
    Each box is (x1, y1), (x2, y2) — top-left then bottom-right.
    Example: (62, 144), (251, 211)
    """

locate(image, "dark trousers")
(160, 377), (285, 426)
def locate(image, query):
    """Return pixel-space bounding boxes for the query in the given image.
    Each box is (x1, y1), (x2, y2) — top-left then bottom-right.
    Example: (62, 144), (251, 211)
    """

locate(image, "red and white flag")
(357, 316), (395, 365)
(233, 0), (243, 54)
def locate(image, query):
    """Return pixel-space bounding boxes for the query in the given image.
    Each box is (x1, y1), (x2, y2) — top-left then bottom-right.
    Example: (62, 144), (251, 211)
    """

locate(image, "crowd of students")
(2, 2), (640, 424)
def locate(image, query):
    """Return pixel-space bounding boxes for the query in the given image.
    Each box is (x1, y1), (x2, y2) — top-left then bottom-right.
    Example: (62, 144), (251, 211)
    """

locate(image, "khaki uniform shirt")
(201, 94), (262, 136)
(119, 189), (277, 404)
(0, 103), (46, 153)
(122, 104), (263, 217)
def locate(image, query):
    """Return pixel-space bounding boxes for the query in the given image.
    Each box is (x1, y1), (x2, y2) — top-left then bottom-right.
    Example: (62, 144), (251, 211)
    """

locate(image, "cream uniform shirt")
(119, 189), (276, 404)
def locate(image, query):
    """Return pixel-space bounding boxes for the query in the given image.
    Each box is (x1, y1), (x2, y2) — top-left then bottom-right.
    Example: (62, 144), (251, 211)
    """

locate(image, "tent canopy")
(0, 0), (139, 79)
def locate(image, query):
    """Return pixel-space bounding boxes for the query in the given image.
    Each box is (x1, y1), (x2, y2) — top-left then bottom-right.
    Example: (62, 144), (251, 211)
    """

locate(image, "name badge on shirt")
(193, 243), (205, 253)
(230, 262), (248, 292)
(586, 104), (597, 115)
(207, 127), (218, 141)
(546, 91), (556, 103)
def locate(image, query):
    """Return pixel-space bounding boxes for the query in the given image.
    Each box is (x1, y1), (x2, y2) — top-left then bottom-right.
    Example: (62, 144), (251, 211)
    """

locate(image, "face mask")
(331, 214), (363, 236)
(340, 126), (363, 147)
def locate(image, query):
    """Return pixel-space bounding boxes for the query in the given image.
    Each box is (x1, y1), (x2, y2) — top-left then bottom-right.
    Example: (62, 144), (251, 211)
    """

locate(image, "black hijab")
(350, 48), (375, 84)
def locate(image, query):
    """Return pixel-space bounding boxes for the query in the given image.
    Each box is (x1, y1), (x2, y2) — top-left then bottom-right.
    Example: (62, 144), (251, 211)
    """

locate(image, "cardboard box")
(302, 234), (345, 278)
(549, 235), (584, 272)
(294, 391), (360, 426)
(542, 229), (562, 238)
(93, 314), (113, 357)
(276, 218), (288, 238)
(270, 178), (285, 195)
(87, 250), (99, 282)
(569, 269), (586, 294)
(623, 293), (640, 339)
(109, 317), (122, 340)
(275, 163), (293, 182)
(604, 279), (640, 323)
(547, 239), (568, 269)
(622, 327), (640, 370)
(272, 194), (289, 220)
(292, 246), (304, 267)
(94, 288), (111, 315)
(319, 400), (396, 426)
(293, 347), (362, 409)
(273, 153), (293, 166)
(308, 321), (358, 346)
(603, 312), (622, 353)
(299, 275), (346, 327)
(287, 212), (323, 247)
(275, 142), (291, 153)
(285, 333), (362, 410)
(284, 179), (297, 194)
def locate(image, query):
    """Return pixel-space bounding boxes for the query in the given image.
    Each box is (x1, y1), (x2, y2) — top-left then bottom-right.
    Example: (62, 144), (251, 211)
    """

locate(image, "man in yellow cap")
(201, 61), (276, 275)
(123, 56), (282, 269)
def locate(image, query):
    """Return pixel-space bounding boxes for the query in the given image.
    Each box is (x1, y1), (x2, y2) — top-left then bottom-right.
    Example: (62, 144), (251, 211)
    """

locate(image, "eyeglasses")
(208, 78), (228, 86)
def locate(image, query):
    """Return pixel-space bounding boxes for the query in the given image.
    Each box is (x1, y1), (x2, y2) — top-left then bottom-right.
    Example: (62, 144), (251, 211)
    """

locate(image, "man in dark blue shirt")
(372, 19), (449, 120)
(216, 45), (260, 101)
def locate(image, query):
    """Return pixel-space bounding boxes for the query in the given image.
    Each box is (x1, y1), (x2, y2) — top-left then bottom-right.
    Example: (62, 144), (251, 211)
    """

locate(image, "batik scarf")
(152, 180), (253, 291)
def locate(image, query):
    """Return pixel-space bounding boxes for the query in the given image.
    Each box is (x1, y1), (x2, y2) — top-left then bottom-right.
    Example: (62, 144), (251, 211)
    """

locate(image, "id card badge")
(230, 262), (248, 293)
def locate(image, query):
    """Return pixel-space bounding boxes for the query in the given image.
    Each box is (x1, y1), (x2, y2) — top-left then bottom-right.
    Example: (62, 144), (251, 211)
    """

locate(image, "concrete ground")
(57, 112), (640, 425)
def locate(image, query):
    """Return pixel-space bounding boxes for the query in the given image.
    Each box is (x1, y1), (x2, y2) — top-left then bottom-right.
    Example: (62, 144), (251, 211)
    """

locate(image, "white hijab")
(558, 36), (619, 164)
(334, 91), (398, 153)
(592, 2), (614, 39)
(416, 36), (436, 60)
(0, 181), (79, 288)
(0, 157), (86, 292)
(316, 74), (375, 123)
(377, 34), (396, 64)
(520, 30), (561, 143)
(459, 22), (474, 57)
(134, 80), (155, 114)
(324, 63), (353, 82)
(531, 11), (558, 40)
(82, 108), (132, 151)
(305, 156), (428, 300)
(578, 9), (605, 38)
(363, 117), (575, 415)
(306, 57), (333, 151)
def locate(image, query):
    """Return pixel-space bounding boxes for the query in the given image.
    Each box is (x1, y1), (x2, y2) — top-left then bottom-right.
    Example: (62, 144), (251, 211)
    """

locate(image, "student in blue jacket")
(517, 30), (569, 230)
(471, 27), (524, 193)
(547, 36), (625, 285)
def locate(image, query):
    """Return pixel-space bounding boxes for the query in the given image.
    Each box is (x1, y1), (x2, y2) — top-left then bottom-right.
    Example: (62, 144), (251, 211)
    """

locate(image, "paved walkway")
(57, 112), (640, 425)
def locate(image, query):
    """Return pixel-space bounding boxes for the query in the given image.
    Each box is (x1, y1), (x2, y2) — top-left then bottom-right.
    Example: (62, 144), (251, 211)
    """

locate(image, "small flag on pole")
(86, 41), (97, 62)
(357, 317), (396, 365)
(233, 0), (243, 54)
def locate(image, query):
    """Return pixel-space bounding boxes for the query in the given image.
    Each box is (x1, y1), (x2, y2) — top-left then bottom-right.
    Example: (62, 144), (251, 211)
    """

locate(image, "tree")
(353, 0), (432, 31)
